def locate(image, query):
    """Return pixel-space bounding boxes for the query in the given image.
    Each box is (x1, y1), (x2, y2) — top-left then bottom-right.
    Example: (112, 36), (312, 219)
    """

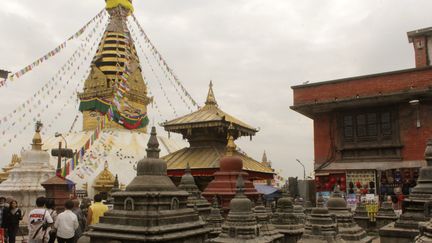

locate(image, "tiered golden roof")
(0, 154), (21, 183)
(162, 81), (257, 137)
(93, 161), (116, 193)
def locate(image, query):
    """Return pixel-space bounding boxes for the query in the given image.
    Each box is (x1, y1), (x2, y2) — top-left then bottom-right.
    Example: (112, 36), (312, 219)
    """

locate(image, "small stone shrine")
(375, 198), (397, 230)
(271, 188), (304, 243)
(178, 162), (212, 219)
(254, 197), (284, 242)
(327, 186), (371, 242)
(206, 196), (224, 239)
(353, 200), (369, 231)
(209, 175), (282, 243)
(0, 122), (55, 223)
(380, 139), (432, 243)
(293, 202), (306, 224)
(202, 133), (260, 214)
(298, 207), (345, 243)
(83, 127), (209, 242)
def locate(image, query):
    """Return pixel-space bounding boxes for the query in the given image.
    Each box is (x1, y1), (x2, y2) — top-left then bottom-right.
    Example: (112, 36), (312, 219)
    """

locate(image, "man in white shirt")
(54, 200), (78, 243)
(28, 197), (54, 243)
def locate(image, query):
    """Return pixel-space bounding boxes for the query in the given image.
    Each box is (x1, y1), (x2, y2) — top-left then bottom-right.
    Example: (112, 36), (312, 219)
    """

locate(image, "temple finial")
(113, 174), (119, 189)
(32, 121), (43, 151)
(262, 150), (268, 163)
(185, 161), (191, 174)
(212, 196), (219, 208)
(236, 174), (245, 195)
(146, 126), (161, 158)
(226, 123), (237, 156)
(205, 81), (218, 106)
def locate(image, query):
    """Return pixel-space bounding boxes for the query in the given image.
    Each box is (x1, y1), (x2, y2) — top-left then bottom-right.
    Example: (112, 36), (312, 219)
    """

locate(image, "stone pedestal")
(271, 191), (304, 243)
(354, 201), (369, 231)
(0, 125), (55, 224)
(380, 139), (432, 243)
(376, 201), (398, 230)
(293, 205), (306, 224)
(327, 187), (371, 243)
(83, 127), (209, 242)
(298, 207), (344, 243)
(209, 175), (281, 243)
(254, 198), (284, 242)
(178, 162), (211, 220)
(206, 197), (224, 239)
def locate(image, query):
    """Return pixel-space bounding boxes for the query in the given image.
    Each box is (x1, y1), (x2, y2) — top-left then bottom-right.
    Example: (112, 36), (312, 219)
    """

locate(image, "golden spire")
(32, 121), (43, 151)
(205, 81), (218, 107)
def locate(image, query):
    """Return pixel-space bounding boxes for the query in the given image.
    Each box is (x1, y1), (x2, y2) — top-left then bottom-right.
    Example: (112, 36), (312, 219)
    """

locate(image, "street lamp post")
(296, 159), (306, 179)
(55, 132), (68, 149)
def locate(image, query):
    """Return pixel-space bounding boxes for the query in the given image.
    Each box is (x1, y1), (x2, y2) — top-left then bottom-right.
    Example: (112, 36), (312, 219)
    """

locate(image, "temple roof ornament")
(0, 154), (22, 183)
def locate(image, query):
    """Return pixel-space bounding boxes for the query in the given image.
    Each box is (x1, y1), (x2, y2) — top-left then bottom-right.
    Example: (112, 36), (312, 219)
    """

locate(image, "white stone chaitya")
(0, 124), (55, 223)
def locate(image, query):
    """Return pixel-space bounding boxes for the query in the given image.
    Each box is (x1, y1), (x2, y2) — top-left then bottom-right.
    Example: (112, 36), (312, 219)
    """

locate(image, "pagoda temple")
(162, 82), (274, 189)
(83, 127), (209, 242)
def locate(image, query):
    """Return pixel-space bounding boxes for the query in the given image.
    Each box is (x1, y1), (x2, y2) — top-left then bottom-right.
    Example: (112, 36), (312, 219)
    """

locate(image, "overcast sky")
(0, 0), (431, 179)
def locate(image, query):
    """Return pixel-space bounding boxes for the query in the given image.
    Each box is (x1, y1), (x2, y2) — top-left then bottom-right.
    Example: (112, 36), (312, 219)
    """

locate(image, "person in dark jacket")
(2, 199), (23, 243)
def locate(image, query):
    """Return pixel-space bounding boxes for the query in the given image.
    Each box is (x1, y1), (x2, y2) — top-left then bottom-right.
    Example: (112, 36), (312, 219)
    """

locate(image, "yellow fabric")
(106, 0), (134, 13)
(89, 202), (109, 225)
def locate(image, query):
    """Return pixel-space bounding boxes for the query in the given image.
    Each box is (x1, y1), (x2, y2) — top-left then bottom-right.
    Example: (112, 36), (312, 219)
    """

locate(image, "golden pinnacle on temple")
(32, 121), (43, 151)
(205, 80), (218, 107)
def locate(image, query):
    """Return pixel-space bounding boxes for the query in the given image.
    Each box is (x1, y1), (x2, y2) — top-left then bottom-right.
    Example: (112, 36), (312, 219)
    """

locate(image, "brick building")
(291, 27), (432, 197)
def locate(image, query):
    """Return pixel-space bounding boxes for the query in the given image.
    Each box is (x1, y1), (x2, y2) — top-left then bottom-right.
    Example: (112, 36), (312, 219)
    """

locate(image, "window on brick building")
(340, 109), (400, 160)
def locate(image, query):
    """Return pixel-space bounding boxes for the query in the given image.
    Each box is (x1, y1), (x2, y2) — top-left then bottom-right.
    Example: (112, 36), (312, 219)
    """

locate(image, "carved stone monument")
(298, 207), (345, 243)
(327, 187), (371, 242)
(271, 189), (304, 243)
(82, 127), (209, 242)
(178, 162), (211, 220)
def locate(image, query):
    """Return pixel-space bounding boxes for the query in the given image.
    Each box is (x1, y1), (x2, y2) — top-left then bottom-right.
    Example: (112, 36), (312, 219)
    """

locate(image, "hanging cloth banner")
(7, 9), (106, 82)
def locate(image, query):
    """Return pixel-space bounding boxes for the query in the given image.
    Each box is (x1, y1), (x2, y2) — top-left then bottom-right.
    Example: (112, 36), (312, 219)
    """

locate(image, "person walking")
(28, 197), (53, 243)
(54, 200), (78, 243)
(45, 199), (57, 243)
(0, 197), (7, 242)
(86, 194), (108, 226)
(2, 199), (23, 243)
(71, 199), (86, 242)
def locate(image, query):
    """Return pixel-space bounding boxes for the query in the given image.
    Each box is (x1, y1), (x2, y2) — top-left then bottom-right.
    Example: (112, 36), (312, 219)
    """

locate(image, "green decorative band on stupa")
(79, 98), (149, 129)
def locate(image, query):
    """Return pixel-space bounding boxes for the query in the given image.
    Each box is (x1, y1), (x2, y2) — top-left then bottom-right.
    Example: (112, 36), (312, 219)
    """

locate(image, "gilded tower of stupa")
(78, 0), (151, 132)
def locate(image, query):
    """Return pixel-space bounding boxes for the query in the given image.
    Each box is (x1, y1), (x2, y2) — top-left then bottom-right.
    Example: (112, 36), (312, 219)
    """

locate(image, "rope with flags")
(128, 19), (194, 113)
(5, 9), (107, 84)
(131, 14), (199, 110)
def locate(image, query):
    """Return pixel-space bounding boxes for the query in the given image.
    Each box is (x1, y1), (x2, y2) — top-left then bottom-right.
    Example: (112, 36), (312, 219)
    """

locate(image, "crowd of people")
(0, 194), (109, 243)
